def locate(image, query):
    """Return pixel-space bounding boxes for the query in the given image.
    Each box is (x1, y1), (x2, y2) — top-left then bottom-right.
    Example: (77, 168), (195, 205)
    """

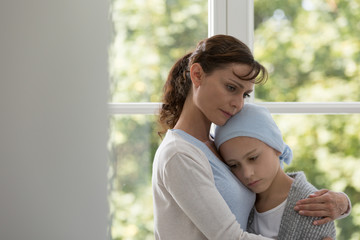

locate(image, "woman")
(152, 34), (350, 240)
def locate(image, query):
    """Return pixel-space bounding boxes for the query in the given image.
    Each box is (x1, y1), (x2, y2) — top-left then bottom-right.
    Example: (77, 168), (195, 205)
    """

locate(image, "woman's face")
(191, 63), (255, 126)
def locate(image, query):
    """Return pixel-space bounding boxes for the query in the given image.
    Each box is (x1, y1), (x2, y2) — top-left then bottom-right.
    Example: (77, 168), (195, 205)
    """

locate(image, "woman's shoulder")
(153, 130), (214, 182)
(160, 130), (203, 150)
(155, 130), (209, 164)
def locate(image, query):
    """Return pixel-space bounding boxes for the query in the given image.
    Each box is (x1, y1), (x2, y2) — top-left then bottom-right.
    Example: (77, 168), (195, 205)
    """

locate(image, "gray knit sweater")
(247, 172), (336, 240)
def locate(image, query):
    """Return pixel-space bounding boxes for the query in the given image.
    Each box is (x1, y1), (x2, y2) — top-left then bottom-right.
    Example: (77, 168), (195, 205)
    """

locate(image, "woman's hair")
(158, 34), (268, 136)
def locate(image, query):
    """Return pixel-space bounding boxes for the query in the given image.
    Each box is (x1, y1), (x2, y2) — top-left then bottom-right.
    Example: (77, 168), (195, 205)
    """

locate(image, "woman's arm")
(163, 152), (271, 240)
(294, 189), (351, 225)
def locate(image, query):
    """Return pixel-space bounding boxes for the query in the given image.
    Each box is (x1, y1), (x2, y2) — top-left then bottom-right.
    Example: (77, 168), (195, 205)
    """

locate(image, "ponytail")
(158, 52), (192, 137)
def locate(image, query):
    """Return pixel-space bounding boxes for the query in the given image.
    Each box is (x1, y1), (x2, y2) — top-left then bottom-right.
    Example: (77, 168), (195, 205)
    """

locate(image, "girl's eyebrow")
(224, 159), (237, 165)
(243, 148), (257, 158)
(224, 148), (257, 163)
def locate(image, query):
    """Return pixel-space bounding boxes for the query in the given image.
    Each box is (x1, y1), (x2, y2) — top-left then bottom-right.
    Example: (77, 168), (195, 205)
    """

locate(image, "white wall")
(0, 1), (109, 239)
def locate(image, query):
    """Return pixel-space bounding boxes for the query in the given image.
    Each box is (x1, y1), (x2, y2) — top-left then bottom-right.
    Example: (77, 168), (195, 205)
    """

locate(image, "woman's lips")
(221, 110), (233, 119)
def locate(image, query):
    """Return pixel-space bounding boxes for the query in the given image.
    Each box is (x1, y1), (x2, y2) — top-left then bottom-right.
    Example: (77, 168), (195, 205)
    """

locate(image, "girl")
(214, 103), (338, 239)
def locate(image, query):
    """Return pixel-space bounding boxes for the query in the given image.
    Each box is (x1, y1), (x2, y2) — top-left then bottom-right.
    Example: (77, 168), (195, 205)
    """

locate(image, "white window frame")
(109, 0), (360, 115)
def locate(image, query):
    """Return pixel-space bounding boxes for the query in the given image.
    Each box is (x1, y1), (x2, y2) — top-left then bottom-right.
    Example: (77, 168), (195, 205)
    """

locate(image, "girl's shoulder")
(287, 171), (318, 198)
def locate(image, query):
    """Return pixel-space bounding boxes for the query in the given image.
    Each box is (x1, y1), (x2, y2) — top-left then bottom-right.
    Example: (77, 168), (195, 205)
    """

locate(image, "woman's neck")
(173, 97), (223, 158)
(255, 168), (293, 213)
(174, 98), (212, 142)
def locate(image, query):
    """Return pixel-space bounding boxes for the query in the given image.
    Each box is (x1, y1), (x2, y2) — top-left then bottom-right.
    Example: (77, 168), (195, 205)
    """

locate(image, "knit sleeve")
(278, 172), (336, 240)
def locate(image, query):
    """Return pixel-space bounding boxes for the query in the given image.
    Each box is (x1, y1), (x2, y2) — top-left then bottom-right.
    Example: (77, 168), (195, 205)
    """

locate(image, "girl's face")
(219, 136), (281, 194)
(190, 63), (254, 127)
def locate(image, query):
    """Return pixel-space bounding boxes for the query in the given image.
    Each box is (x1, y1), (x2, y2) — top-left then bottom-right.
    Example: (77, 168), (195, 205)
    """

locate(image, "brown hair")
(158, 34), (268, 136)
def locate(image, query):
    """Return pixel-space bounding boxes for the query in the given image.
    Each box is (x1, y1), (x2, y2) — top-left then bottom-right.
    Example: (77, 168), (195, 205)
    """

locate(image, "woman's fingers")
(295, 202), (335, 225)
(295, 202), (337, 218)
(314, 217), (332, 226)
(294, 189), (349, 225)
(295, 189), (330, 205)
(309, 189), (329, 198)
(295, 203), (327, 212)
(297, 208), (329, 217)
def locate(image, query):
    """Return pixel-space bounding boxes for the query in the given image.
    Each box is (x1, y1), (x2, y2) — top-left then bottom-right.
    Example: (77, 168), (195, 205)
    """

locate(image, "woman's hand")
(294, 189), (349, 225)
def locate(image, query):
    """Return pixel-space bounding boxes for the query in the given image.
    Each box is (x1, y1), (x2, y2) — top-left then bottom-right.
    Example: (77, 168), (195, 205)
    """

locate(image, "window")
(109, 1), (207, 239)
(110, 0), (360, 239)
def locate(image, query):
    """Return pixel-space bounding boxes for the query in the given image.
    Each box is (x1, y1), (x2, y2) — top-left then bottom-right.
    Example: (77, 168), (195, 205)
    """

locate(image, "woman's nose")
(231, 97), (244, 115)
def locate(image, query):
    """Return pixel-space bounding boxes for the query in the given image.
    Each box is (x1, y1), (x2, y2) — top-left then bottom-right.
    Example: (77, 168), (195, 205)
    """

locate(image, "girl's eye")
(249, 156), (258, 161)
(228, 163), (239, 169)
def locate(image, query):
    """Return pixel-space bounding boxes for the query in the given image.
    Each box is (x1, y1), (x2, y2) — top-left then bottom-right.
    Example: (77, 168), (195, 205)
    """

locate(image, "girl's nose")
(242, 165), (254, 180)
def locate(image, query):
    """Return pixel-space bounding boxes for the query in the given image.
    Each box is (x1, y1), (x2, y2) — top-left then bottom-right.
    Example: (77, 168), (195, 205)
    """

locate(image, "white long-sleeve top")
(152, 130), (271, 240)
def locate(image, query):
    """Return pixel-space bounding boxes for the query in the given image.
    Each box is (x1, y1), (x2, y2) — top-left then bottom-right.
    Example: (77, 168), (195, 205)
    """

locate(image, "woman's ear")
(190, 63), (204, 87)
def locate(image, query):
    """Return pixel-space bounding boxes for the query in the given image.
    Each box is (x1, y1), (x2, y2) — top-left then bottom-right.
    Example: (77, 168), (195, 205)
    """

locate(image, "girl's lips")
(248, 180), (261, 187)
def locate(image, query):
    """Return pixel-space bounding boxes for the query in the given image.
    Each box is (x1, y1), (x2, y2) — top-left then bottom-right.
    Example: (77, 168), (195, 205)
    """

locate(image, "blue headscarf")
(214, 103), (292, 168)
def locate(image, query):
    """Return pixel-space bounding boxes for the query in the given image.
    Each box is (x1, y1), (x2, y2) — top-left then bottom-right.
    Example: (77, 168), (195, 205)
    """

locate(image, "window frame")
(109, 0), (360, 115)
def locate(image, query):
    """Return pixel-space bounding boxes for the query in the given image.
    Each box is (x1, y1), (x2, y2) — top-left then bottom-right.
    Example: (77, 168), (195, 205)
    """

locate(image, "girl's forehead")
(223, 137), (264, 150)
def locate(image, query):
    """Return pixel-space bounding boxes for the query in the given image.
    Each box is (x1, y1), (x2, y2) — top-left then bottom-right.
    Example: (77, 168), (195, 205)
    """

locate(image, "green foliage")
(109, 0), (207, 103)
(108, 115), (160, 240)
(110, 0), (360, 239)
(254, 0), (360, 102)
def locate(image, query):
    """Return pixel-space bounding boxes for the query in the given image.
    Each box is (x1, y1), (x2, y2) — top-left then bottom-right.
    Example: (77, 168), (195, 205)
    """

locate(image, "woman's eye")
(226, 85), (236, 92)
(243, 93), (251, 98)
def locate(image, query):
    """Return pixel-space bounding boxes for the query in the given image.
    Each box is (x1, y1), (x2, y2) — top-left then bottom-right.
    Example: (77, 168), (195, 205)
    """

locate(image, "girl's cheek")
(233, 170), (242, 181)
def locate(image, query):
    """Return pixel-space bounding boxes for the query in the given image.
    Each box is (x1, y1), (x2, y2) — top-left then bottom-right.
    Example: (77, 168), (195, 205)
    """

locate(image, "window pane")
(110, 0), (208, 103)
(109, 114), (160, 240)
(275, 114), (360, 239)
(254, 0), (360, 102)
